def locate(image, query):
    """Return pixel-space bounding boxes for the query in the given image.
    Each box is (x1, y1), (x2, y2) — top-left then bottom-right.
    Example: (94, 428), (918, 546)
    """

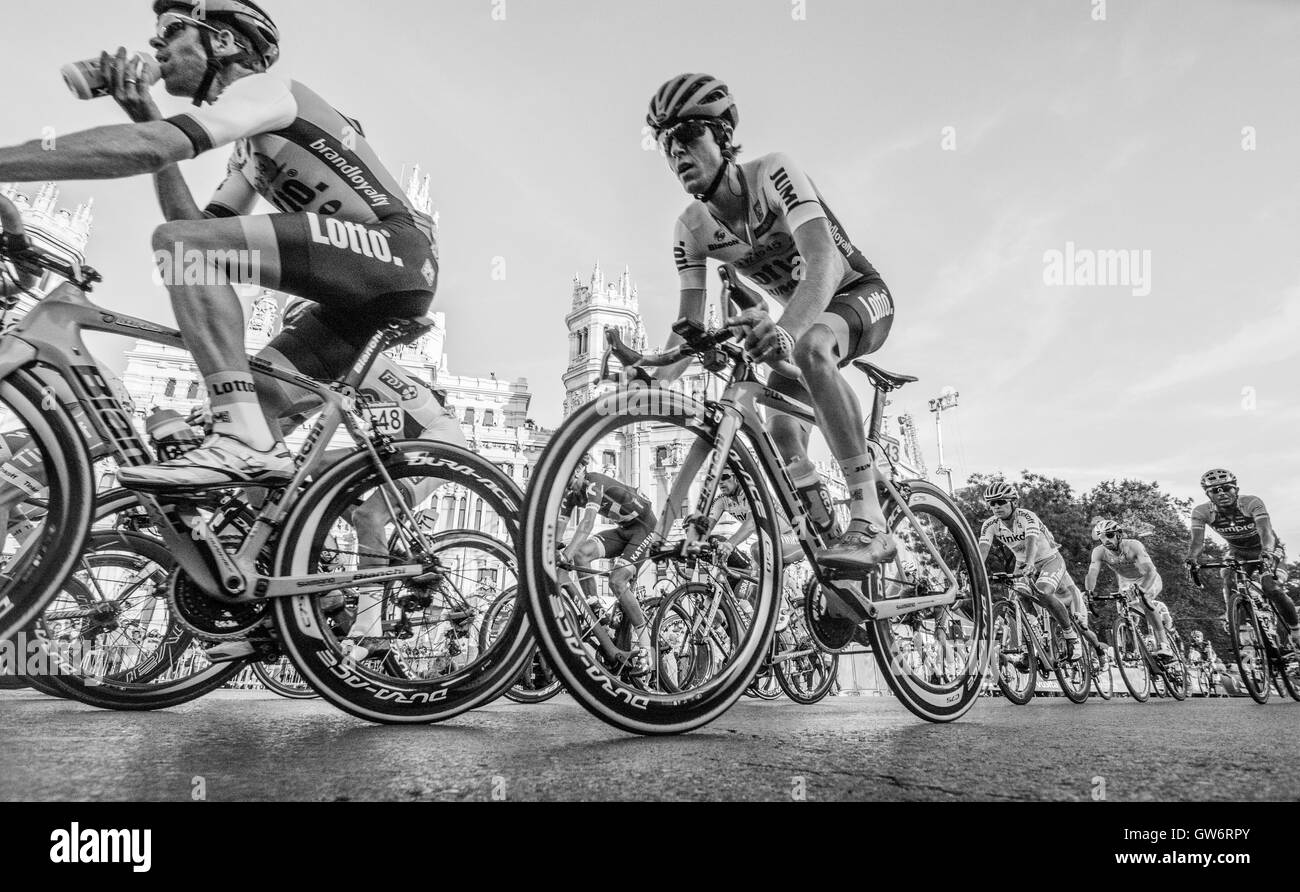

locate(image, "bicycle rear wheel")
(274, 442), (533, 723)
(0, 369), (94, 642)
(864, 480), (991, 722)
(1161, 641), (1188, 702)
(522, 397), (779, 735)
(1229, 595), (1270, 704)
(1268, 607), (1300, 702)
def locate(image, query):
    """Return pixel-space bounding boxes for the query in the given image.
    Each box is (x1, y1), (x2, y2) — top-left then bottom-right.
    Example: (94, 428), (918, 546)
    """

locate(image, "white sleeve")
(673, 215), (708, 292)
(761, 152), (827, 232)
(165, 73), (297, 156)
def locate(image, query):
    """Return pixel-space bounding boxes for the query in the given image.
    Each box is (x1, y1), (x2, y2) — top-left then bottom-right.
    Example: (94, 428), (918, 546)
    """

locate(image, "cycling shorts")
(768, 278), (895, 406)
(261, 213), (437, 358)
(593, 517), (659, 566)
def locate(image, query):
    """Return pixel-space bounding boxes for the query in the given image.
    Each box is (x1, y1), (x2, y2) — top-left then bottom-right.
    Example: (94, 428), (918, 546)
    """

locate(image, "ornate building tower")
(561, 263), (646, 418)
(0, 182), (94, 317)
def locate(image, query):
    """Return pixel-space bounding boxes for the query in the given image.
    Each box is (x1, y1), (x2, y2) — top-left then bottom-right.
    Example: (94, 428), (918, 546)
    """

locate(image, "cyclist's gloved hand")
(726, 308), (794, 366)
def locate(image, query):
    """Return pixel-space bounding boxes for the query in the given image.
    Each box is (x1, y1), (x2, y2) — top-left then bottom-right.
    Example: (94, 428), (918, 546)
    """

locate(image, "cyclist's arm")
(563, 505), (600, 560)
(1187, 513), (1207, 562)
(1021, 530), (1041, 569)
(1084, 549), (1103, 593)
(774, 218), (841, 340)
(0, 122), (194, 181)
(652, 287), (707, 384)
(1254, 512), (1277, 554)
(1133, 544), (1162, 594)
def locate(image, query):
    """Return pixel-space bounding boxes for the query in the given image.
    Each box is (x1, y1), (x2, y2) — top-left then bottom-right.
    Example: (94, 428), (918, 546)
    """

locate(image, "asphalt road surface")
(1, 690), (1295, 801)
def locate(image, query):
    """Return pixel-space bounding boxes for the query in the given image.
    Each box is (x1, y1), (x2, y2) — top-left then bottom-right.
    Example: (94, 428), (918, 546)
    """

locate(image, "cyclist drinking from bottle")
(0, 1), (440, 491)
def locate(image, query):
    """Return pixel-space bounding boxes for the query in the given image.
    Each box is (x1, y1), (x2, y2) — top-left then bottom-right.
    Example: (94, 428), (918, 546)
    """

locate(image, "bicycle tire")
(250, 659), (319, 700)
(1112, 618), (1149, 702)
(864, 480), (992, 722)
(479, 587), (563, 704)
(1162, 636), (1188, 701)
(522, 395), (779, 735)
(0, 368), (94, 641)
(652, 581), (744, 695)
(1051, 621), (1091, 704)
(747, 668), (783, 700)
(991, 599), (1037, 704)
(1268, 606), (1300, 702)
(1229, 594), (1271, 704)
(1093, 653), (1113, 700)
(774, 607), (839, 705)
(35, 528), (246, 710)
(273, 441), (533, 724)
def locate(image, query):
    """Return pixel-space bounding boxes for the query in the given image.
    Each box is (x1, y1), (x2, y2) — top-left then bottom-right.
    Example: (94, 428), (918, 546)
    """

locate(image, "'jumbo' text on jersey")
(562, 473), (654, 526)
(1191, 495), (1270, 551)
(673, 153), (880, 303)
(165, 74), (437, 245)
(1092, 539), (1156, 585)
(979, 508), (1060, 566)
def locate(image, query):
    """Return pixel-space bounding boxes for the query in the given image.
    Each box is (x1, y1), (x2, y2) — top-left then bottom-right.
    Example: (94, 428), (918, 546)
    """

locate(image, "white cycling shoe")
(118, 434), (294, 492)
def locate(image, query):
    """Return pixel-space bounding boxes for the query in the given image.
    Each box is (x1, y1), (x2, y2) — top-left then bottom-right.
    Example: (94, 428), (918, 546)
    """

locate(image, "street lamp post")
(928, 387), (960, 495)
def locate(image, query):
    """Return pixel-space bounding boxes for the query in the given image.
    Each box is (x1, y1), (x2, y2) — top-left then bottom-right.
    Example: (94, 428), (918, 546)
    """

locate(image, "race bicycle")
(1092, 589), (1187, 701)
(1192, 559), (1299, 704)
(0, 193), (533, 723)
(988, 572), (1094, 704)
(520, 268), (991, 734)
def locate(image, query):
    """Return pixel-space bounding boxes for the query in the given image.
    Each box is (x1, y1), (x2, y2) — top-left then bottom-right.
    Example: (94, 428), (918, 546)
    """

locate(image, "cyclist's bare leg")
(792, 325), (889, 533)
(609, 560), (647, 629)
(151, 219), (281, 451)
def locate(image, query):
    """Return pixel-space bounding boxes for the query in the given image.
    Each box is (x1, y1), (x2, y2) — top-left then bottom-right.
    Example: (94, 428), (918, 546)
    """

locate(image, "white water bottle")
(62, 52), (161, 100)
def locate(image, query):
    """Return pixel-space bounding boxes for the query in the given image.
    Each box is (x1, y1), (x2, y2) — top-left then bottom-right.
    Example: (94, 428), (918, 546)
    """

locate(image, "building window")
(457, 497), (468, 527)
(655, 446), (668, 468)
(499, 463), (513, 478)
(603, 450), (617, 473)
(164, 379), (177, 398)
(186, 381), (201, 401)
(464, 407), (476, 426)
(478, 567), (499, 588)
(522, 464), (530, 481)
(473, 498), (484, 531)
(484, 409), (495, 427)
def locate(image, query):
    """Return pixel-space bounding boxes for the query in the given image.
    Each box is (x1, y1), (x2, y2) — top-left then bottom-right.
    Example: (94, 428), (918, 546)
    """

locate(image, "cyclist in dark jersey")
(560, 454), (659, 672)
(0, 2), (439, 490)
(1187, 468), (1298, 649)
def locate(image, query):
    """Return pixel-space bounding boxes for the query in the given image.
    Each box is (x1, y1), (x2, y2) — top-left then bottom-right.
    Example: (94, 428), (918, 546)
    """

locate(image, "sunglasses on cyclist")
(658, 119), (714, 153)
(986, 499), (1011, 508)
(1205, 485), (1237, 496)
(1103, 531), (1120, 540)
(155, 12), (221, 44)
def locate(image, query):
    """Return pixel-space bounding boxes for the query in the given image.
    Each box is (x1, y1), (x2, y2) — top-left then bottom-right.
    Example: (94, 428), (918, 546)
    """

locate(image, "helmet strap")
(694, 160), (731, 203)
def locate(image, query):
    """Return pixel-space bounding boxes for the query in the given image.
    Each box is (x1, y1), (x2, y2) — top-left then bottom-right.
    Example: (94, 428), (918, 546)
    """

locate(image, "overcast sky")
(2, 0), (1297, 545)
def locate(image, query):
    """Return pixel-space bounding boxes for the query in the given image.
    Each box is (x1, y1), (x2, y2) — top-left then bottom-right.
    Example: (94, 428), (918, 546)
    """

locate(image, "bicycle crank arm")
(249, 564), (429, 599)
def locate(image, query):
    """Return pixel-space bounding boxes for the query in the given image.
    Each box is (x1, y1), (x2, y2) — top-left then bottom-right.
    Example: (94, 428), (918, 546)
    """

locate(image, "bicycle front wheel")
(991, 599), (1037, 704)
(522, 395), (780, 735)
(0, 368), (94, 642)
(1229, 595), (1271, 704)
(864, 480), (992, 722)
(1051, 624), (1091, 704)
(773, 611), (839, 705)
(251, 658), (318, 700)
(1112, 618), (1150, 702)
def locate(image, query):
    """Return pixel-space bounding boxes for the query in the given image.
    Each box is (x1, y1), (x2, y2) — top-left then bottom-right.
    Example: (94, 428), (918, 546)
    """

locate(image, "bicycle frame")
(0, 281), (431, 603)
(660, 349), (961, 622)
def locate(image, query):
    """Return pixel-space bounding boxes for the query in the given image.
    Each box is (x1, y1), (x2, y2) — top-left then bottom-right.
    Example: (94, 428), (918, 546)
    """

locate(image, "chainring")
(167, 569), (268, 642)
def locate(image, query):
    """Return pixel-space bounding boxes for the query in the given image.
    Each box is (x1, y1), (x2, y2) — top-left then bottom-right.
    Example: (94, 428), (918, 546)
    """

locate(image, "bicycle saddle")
(851, 360), (918, 393)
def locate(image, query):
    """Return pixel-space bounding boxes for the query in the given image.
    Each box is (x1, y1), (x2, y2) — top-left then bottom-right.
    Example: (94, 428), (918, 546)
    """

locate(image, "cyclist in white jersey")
(643, 74), (898, 590)
(1083, 518), (1176, 659)
(0, 2), (440, 490)
(977, 482), (1105, 661)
